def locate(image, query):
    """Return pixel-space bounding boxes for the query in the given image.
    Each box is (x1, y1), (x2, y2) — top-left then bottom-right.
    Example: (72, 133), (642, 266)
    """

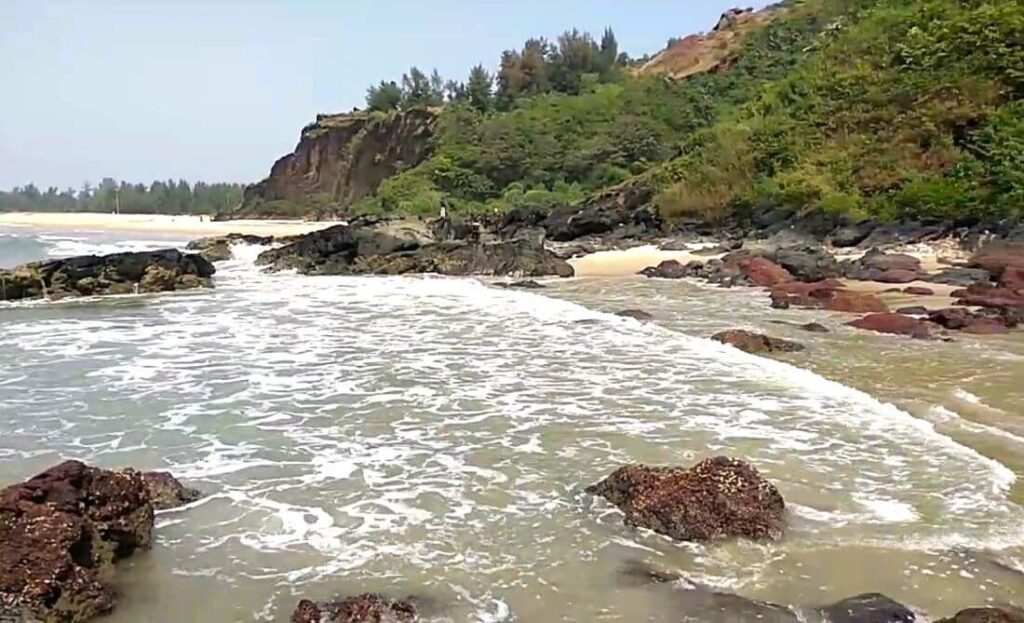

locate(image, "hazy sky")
(0, 1), (764, 190)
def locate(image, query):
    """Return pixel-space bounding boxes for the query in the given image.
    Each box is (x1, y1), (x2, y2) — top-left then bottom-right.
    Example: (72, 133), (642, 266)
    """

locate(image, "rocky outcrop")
(0, 461), (194, 623)
(543, 177), (662, 242)
(186, 233), (277, 262)
(291, 594), (417, 623)
(952, 284), (1024, 310)
(586, 456), (784, 542)
(769, 280), (889, 313)
(936, 607), (1024, 623)
(140, 472), (202, 511)
(639, 259), (700, 279)
(234, 108), (438, 219)
(0, 249), (215, 302)
(256, 216), (573, 278)
(711, 330), (805, 355)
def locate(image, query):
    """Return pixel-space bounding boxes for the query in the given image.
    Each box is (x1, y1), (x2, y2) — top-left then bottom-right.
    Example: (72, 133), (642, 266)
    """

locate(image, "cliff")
(230, 108), (438, 219)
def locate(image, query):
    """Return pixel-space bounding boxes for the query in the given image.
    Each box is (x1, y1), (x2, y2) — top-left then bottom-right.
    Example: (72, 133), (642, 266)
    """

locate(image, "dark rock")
(935, 607), (1024, 623)
(842, 250), (923, 282)
(774, 247), (841, 283)
(258, 217), (573, 278)
(816, 593), (916, 623)
(639, 259), (701, 279)
(832, 222), (876, 247)
(926, 268), (992, 287)
(187, 233), (277, 262)
(586, 456), (785, 542)
(711, 330), (805, 355)
(800, 322), (830, 333)
(141, 472), (202, 511)
(617, 560), (681, 586)
(848, 313), (935, 339)
(902, 286), (934, 296)
(0, 249), (215, 302)
(616, 309), (654, 321)
(0, 461), (157, 622)
(544, 178), (661, 242)
(896, 306), (929, 316)
(858, 220), (950, 248)
(291, 594), (417, 623)
(673, 581), (800, 623)
(494, 280), (546, 290)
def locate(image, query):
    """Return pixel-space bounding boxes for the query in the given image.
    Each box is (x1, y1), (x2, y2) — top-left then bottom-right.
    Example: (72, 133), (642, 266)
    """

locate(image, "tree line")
(0, 178), (245, 215)
(365, 27), (627, 113)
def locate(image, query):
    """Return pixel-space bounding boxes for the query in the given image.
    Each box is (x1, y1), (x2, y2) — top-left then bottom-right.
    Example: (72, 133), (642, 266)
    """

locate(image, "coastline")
(0, 211), (340, 237)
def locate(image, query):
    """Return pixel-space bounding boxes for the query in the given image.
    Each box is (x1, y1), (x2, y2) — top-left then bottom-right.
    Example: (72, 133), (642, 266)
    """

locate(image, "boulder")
(848, 313), (934, 339)
(800, 322), (830, 333)
(902, 286), (934, 296)
(0, 461), (157, 623)
(774, 247), (841, 283)
(816, 593), (916, 623)
(543, 178), (661, 242)
(936, 607), (1024, 623)
(925, 268), (992, 287)
(968, 241), (1024, 277)
(952, 284), (1024, 310)
(831, 222), (876, 247)
(711, 330), (805, 355)
(770, 281), (889, 314)
(1001, 266), (1024, 290)
(494, 280), (546, 290)
(639, 259), (699, 279)
(586, 456), (785, 542)
(291, 594), (417, 623)
(0, 249), (215, 302)
(186, 233), (277, 262)
(739, 256), (793, 287)
(842, 250), (923, 282)
(140, 472), (202, 511)
(896, 306), (929, 316)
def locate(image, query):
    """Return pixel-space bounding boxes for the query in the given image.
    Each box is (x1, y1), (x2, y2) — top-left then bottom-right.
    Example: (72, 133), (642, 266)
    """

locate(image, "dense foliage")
(0, 179), (244, 215)
(357, 0), (1024, 225)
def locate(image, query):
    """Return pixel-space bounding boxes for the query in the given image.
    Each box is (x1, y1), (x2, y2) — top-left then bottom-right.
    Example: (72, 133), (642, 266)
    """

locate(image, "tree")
(402, 67), (435, 108)
(444, 79), (467, 103)
(366, 80), (403, 112)
(598, 27), (620, 79)
(466, 64), (493, 112)
(496, 50), (525, 111)
(429, 69), (446, 106)
(520, 38), (551, 95)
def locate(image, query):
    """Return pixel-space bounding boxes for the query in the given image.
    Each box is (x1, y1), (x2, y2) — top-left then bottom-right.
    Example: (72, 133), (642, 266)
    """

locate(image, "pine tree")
(495, 50), (525, 111)
(465, 64), (493, 112)
(366, 80), (403, 112)
(402, 67), (434, 108)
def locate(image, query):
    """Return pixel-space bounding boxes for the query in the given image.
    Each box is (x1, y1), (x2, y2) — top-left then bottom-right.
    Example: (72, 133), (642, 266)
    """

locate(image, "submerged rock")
(586, 456), (785, 542)
(711, 330), (805, 354)
(0, 249), (215, 301)
(186, 233), (277, 262)
(936, 607), (1024, 623)
(816, 593), (916, 623)
(493, 280), (546, 289)
(291, 594), (417, 623)
(640, 259), (701, 279)
(616, 309), (654, 321)
(0, 461), (161, 622)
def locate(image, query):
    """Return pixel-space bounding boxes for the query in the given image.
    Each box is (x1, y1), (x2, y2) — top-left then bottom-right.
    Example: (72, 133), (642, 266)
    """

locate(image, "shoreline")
(0, 211), (340, 237)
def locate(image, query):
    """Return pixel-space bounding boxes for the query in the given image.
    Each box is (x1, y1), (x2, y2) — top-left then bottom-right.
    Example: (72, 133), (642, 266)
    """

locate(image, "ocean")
(1, 227), (1022, 621)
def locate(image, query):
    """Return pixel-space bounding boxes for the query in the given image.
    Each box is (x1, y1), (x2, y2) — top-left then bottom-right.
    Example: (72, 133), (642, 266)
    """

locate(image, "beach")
(0, 212), (340, 237)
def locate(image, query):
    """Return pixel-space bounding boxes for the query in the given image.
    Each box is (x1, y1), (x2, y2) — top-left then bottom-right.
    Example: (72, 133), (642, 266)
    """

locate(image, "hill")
(233, 0), (1023, 236)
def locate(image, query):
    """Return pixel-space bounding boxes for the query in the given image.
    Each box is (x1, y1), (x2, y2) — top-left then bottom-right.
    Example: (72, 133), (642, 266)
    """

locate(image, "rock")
(800, 322), (830, 333)
(290, 594), (417, 623)
(494, 280), (546, 289)
(140, 472), (202, 511)
(816, 593), (916, 623)
(953, 284), (1024, 310)
(616, 560), (682, 586)
(831, 222), (876, 247)
(616, 309), (654, 321)
(896, 306), (929, 316)
(585, 456), (785, 542)
(842, 250), (923, 282)
(902, 286), (934, 296)
(672, 582), (800, 623)
(0, 249), (215, 302)
(233, 108), (439, 219)
(711, 330), (805, 354)
(257, 217), (573, 278)
(639, 259), (696, 279)
(738, 256), (793, 287)
(935, 607), (1024, 623)
(770, 281), (889, 314)
(774, 247), (841, 282)
(967, 241), (1024, 278)
(1001, 266), (1024, 290)
(925, 268), (992, 287)
(543, 177), (661, 242)
(0, 461), (157, 622)
(848, 313), (934, 339)
(186, 233), (277, 262)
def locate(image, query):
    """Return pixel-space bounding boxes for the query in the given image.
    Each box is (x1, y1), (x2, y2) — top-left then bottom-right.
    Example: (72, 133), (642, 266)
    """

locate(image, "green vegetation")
(0, 178), (244, 215)
(354, 0), (1024, 226)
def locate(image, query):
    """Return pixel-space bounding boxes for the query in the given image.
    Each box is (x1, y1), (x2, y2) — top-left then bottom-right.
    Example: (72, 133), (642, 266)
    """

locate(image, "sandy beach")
(568, 245), (715, 277)
(0, 212), (339, 237)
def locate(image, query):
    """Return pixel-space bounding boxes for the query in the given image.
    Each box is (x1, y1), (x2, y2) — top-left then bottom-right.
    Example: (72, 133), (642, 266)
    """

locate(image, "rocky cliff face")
(233, 108), (439, 219)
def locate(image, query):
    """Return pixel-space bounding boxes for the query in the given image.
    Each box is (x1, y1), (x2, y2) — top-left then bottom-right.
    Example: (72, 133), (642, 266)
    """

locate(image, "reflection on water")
(0, 233), (1022, 621)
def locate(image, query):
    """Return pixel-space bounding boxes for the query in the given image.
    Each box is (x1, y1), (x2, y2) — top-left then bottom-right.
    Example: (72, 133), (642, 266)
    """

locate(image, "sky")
(0, 1), (766, 190)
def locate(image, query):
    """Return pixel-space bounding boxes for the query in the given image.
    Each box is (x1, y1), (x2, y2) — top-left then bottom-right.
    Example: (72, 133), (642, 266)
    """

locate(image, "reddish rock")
(1001, 265), (1024, 291)
(962, 318), (1010, 335)
(954, 284), (1024, 310)
(586, 456), (785, 542)
(769, 281), (888, 313)
(739, 256), (793, 287)
(711, 330), (805, 355)
(968, 241), (1024, 276)
(826, 290), (889, 313)
(903, 286), (935, 296)
(848, 313), (934, 339)
(875, 269), (922, 284)
(291, 594), (417, 623)
(936, 607), (1024, 623)
(0, 461), (156, 623)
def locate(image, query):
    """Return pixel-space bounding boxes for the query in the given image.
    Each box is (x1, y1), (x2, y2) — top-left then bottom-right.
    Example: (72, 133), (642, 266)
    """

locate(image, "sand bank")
(568, 245), (717, 277)
(0, 212), (339, 237)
